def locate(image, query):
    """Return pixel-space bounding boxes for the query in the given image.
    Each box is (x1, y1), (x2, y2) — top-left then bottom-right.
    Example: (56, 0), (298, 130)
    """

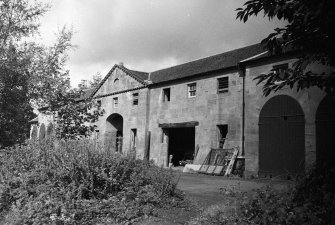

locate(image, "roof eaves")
(90, 64), (118, 97)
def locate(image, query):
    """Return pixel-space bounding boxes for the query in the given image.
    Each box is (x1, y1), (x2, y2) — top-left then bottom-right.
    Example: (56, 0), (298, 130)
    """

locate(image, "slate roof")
(150, 43), (266, 83)
(120, 66), (149, 82)
(91, 43), (269, 97)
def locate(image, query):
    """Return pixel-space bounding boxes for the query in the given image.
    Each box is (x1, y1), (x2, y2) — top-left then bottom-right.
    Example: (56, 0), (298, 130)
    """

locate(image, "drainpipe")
(144, 73), (152, 160)
(238, 63), (246, 156)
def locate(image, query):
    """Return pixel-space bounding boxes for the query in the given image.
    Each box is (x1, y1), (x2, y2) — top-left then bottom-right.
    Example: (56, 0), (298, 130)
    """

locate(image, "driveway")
(176, 172), (293, 208)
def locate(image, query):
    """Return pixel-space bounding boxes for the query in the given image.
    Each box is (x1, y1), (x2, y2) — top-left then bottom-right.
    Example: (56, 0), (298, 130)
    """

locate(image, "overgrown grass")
(190, 163), (335, 225)
(0, 139), (180, 224)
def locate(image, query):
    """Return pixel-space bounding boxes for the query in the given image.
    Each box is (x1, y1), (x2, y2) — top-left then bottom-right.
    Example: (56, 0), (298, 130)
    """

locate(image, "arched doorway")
(39, 123), (46, 140)
(31, 125), (38, 139)
(105, 113), (123, 152)
(259, 95), (305, 177)
(316, 95), (335, 164)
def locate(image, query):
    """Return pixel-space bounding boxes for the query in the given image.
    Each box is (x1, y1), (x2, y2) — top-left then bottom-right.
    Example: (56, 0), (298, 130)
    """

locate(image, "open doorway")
(106, 113), (123, 153)
(167, 127), (195, 166)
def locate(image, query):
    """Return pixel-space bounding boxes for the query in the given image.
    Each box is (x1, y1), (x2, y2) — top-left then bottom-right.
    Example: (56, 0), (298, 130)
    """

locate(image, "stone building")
(30, 43), (335, 177)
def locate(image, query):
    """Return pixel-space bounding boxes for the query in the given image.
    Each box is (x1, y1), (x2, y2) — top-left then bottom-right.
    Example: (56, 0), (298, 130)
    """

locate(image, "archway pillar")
(305, 120), (316, 169)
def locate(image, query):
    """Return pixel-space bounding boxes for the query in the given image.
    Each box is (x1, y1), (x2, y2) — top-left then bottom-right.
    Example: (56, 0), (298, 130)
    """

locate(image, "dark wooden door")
(259, 95), (305, 176)
(316, 96), (335, 164)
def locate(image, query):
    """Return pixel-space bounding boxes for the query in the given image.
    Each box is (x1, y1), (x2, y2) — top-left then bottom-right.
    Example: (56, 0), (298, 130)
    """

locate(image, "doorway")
(316, 95), (335, 164)
(167, 127), (195, 166)
(106, 113), (123, 152)
(259, 95), (305, 177)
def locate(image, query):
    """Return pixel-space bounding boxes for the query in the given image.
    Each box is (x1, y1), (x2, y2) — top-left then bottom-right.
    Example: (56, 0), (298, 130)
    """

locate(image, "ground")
(137, 171), (293, 225)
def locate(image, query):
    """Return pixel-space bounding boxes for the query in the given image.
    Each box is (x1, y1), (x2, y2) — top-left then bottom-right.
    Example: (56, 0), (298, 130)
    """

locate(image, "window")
(273, 63), (288, 80)
(163, 88), (170, 102)
(114, 78), (119, 84)
(97, 100), (101, 110)
(131, 129), (137, 150)
(217, 77), (229, 94)
(187, 83), (196, 98)
(132, 93), (139, 105)
(217, 125), (228, 148)
(113, 97), (118, 108)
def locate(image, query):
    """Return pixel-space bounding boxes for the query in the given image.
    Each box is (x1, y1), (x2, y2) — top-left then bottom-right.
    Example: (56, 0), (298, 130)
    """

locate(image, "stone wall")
(94, 67), (149, 158)
(244, 58), (326, 177)
(147, 70), (244, 166)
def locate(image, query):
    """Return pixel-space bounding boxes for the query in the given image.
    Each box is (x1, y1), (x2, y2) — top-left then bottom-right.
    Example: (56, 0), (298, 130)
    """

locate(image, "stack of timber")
(198, 147), (239, 176)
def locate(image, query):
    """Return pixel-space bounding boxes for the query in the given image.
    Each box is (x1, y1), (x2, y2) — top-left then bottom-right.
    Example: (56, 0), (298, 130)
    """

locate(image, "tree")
(77, 72), (102, 91)
(237, 0), (335, 96)
(89, 72), (102, 89)
(0, 67), (35, 147)
(0, 0), (83, 146)
(46, 90), (104, 140)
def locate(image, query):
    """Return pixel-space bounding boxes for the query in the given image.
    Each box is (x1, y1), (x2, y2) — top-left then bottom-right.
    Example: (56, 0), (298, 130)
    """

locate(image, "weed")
(0, 138), (180, 224)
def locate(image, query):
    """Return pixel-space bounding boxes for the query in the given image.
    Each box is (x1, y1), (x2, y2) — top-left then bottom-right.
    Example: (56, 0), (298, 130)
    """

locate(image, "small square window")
(163, 88), (170, 102)
(273, 63), (288, 80)
(187, 83), (196, 98)
(132, 93), (139, 105)
(97, 100), (101, 110)
(113, 97), (118, 108)
(217, 77), (229, 94)
(131, 128), (137, 149)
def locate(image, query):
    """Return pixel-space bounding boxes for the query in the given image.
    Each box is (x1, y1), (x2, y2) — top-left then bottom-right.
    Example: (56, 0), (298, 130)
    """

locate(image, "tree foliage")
(237, 0), (335, 96)
(0, 0), (99, 146)
(46, 90), (104, 140)
(0, 67), (35, 147)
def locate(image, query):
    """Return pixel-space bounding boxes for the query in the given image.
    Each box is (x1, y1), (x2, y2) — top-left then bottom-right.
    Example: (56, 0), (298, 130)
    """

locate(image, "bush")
(0, 139), (179, 224)
(190, 163), (335, 225)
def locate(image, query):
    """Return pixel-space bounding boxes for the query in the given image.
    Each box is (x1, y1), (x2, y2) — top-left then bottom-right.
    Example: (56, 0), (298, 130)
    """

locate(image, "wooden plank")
(224, 147), (239, 176)
(159, 121), (199, 128)
(213, 166), (225, 175)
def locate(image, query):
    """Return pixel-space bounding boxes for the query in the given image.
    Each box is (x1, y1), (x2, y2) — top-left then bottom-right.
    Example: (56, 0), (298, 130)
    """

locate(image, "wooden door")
(316, 96), (335, 164)
(259, 95), (305, 176)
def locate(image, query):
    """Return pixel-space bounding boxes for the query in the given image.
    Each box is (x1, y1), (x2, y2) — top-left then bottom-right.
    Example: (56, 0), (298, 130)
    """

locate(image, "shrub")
(0, 138), (179, 224)
(190, 163), (335, 225)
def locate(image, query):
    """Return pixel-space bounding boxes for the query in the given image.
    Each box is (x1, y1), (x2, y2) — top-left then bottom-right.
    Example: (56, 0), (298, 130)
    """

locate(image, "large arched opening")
(259, 95), (305, 177)
(105, 113), (123, 152)
(316, 95), (335, 164)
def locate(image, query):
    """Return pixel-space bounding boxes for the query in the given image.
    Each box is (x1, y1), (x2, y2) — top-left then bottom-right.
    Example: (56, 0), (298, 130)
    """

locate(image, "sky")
(37, 0), (284, 87)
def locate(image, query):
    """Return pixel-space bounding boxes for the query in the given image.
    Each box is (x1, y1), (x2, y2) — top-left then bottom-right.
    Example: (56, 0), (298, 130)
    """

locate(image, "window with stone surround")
(113, 97), (118, 108)
(273, 63), (288, 80)
(97, 100), (101, 110)
(187, 83), (196, 98)
(217, 124), (228, 148)
(163, 88), (170, 102)
(132, 92), (139, 105)
(217, 77), (229, 94)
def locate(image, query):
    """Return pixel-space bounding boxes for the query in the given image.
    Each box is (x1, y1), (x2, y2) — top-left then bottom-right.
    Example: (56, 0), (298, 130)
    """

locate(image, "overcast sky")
(38, 0), (284, 87)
